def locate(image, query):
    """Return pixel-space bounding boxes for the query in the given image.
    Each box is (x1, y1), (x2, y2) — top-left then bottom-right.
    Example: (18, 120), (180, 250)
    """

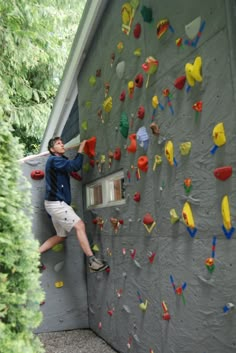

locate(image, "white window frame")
(85, 170), (125, 209)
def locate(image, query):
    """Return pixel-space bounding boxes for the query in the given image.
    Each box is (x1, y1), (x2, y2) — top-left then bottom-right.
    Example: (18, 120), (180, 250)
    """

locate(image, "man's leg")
(39, 235), (65, 254)
(74, 220), (109, 272)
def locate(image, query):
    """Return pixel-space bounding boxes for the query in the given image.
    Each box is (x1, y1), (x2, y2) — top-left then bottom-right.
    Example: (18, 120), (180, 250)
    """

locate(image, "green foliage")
(0, 114), (45, 353)
(0, 0), (86, 155)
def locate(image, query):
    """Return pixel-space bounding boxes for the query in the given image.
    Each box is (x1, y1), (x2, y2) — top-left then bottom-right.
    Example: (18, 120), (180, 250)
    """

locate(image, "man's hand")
(78, 140), (87, 153)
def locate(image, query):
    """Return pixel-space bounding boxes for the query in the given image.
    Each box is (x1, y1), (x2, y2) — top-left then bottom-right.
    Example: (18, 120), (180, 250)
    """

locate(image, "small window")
(86, 171), (125, 209)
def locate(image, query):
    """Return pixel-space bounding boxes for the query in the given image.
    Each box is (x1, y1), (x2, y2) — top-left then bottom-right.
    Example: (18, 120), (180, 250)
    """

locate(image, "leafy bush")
(0, 114), (44, 353)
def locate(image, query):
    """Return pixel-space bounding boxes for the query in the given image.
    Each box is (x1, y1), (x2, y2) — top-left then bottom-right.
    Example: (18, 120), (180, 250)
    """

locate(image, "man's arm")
(53, 140), (87, 172)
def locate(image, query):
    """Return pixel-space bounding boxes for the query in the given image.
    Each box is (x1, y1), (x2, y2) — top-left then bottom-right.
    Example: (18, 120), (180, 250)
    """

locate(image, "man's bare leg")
(73, 220), (109, 272)
(39, 235), (65, 254)
(74, 220), (93, 256)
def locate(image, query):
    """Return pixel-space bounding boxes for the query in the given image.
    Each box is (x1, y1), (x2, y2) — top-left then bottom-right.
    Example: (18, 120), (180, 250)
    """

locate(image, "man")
(39, 136), (108, 272)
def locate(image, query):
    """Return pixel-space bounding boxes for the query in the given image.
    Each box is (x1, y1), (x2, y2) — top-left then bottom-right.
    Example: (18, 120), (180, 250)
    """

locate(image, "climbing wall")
(20, 150), (89, 333)
(78, 0), (236, 352)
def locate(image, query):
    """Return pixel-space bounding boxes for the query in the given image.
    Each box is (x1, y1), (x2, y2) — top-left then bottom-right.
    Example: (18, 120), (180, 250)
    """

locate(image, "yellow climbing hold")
(170, 209), (180, 224)
(179, 142), (192, 156)
(55, 281), (64, 288)
(185, 56), (202, 87)
(52, 244), (64, 252)
(134, 48), (142, 56)
(103, 96), (113, 113)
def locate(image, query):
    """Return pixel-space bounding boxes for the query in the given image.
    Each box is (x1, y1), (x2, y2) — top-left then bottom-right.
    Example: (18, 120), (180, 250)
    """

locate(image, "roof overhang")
(40, 0), (109, 152)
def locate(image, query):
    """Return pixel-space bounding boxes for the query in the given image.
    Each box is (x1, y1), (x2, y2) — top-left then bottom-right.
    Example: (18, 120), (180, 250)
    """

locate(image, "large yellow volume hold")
(221, 195), (231, 230)
(182, 202), (195, 229)
(165, 140), (174, 166)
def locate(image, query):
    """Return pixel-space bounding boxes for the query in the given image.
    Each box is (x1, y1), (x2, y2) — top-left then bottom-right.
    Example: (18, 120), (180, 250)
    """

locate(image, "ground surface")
(38, 329), (118, 353)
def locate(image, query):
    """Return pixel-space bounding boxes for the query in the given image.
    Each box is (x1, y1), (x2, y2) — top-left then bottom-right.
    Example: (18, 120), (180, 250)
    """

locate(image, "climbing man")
(39, 136), (108, 272)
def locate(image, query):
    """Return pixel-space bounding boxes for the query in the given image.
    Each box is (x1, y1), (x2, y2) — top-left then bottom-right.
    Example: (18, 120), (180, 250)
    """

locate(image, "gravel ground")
(38, 329), (118, 353)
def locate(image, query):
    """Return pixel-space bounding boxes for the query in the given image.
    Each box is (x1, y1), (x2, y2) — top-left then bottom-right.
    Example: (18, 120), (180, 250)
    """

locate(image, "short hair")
(48, 136), (61, 154)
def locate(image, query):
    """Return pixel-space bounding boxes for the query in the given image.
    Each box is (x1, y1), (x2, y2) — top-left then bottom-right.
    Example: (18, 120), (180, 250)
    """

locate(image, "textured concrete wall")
(78, 0), (236, 352)
(20, 150), (89, 333)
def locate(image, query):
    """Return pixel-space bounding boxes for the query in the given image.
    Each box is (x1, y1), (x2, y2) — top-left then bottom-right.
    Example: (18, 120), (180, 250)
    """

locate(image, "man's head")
(48, 137), (65, 156)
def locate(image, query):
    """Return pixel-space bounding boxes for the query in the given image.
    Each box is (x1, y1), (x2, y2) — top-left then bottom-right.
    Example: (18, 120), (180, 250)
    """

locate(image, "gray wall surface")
(77, 0), (236, 352)
(20, 151), (89, 333)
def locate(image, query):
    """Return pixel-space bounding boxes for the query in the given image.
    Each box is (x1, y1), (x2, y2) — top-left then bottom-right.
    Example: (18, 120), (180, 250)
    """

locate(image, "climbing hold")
(184, 17), (206, 47)
(170, 209), (179, 224)
(97, 109), (104, 124)
(147, 251), (156, 264)
(192, 101), (203, 112)
(223, 303), (235, 314)
(120, 90), (126, 101)
(121, 0), (139, 35)
(54, 261), (65, 273)
(137, 106), (145, 119)
(84, 136), (96, 158)
(137, 126), (149, 150)
(92, 216), (104, 230)
(165, 140), (177, 166)
(184, 178), (192, 194)
(114, 147), (121, 160)
(176, 37), (183, 48)
(96, 69), (101, 77)
(117, 41), (124, 52)
(31, 170), (44, 180)
(127, 133), (137, 153)
(140, 5), (153, 23)
(156, 19), (174, 39)
(103, 96), (112, 113)
(210, 122), (226, 154)
(162, 88), (174, 115)
(221, 195), (235, 239)
(128, 81), (135, 98)
(85, 100), (92, 109)
(116, 61), (126, 79)
(134, 74), (143, 88)
(185, 56), (202, 87)
(110, 217), (124, 233)
(170, 275), (187, 304)
(182, 202), (197, 237)
(110, 52), (115, 67)
(143, 213), (156, 233)
(161, 301), (171, 320)
(55, 281), (64, 288)
(52, 244), (64, 252)
(214, 166), (232, 181)
(81, 120), (88, 131)
(70, 171), (82, 181)
(139, 300), (148, 311)
(153, 155), (162, 171)
(134, 48), (142, 56)
(89, 75), (96, 86)
(133, 23), (141, 38)
(142, 56), (159, 88)
(133, 192), (141, 202)
(185, 16), (201, 40)
(120, 113), (129, 138)
(137, 156), (148, 172)
(130, 249), (136, 259)
(174, 76), (186, 90)
(150, 122), (160, 136)
(151, 95), (164, 120)
(180, 142), (191, 156)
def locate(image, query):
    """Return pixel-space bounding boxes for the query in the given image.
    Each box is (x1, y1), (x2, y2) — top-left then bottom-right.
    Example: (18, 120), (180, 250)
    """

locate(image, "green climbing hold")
(52, 243), (64, 252)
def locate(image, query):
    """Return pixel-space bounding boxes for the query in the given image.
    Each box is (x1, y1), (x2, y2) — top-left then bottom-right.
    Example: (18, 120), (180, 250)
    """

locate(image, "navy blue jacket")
(45, 153), (84, 205)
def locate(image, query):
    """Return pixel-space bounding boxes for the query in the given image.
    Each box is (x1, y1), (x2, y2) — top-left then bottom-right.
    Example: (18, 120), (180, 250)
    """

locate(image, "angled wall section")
(77, 1), (236, 352)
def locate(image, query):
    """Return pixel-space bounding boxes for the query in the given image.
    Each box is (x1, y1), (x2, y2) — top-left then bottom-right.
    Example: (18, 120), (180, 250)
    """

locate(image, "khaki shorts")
(44, 201), (81, 237)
